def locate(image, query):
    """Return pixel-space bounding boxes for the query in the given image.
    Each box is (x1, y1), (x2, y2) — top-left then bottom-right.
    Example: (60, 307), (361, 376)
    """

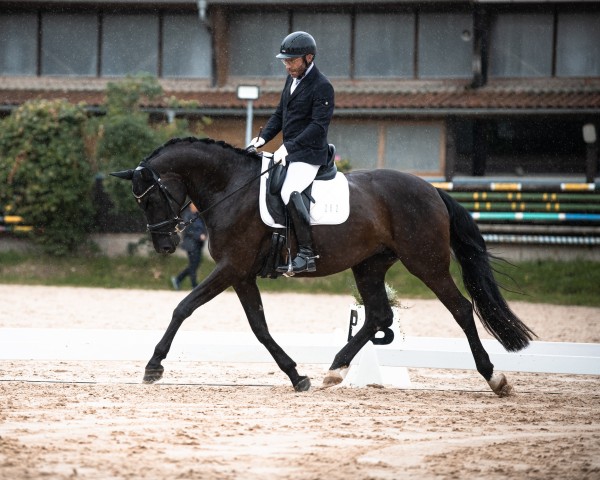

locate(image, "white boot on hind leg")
(487, 372), (513, 397)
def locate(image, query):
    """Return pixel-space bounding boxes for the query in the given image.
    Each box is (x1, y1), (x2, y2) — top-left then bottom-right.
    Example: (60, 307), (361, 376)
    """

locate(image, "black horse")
(111, 137), (535, 396)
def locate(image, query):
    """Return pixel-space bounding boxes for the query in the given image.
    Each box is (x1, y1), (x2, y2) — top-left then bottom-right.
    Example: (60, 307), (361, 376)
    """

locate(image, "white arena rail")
(1, 328), (598, 376)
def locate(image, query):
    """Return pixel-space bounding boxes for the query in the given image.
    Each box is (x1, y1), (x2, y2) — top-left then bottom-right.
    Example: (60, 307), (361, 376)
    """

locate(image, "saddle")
(265, 144), (337, 226)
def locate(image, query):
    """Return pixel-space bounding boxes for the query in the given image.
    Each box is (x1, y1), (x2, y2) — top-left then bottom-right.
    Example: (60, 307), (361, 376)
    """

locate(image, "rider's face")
(281, 55), (313, 78)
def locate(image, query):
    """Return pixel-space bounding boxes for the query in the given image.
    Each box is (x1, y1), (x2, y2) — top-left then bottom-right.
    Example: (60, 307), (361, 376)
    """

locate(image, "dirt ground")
(1, 285), (599, 479)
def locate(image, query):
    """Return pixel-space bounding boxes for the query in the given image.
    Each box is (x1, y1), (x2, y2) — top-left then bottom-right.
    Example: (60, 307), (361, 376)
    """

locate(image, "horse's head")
(110, 165), (187, 255)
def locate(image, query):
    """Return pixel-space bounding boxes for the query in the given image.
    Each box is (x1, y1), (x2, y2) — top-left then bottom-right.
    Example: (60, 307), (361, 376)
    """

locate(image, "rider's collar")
(297, 62), (314, 81)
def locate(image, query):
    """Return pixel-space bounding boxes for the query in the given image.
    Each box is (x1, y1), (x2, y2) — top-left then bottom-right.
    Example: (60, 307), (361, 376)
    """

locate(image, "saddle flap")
(269, 159), (287, 195)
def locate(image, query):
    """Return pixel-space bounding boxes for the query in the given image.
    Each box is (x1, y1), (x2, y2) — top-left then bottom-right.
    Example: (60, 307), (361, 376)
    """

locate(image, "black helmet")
(276, 31), (317, 59)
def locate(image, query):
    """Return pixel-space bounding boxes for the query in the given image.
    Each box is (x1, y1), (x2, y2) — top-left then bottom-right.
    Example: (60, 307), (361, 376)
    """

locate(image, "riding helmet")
(276, 31), (317, 59)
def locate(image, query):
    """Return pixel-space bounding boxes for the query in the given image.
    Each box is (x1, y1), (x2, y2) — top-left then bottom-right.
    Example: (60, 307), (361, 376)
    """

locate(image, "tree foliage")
(0, 99), (94, 255)
(0, 74), (209, 254)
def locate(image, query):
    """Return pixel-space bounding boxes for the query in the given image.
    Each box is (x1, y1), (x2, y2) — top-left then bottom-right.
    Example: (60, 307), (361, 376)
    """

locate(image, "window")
(556, 12), (600, 77)
(0, 13), (37, 75)
(329, 121), (444, 174)
(355, 13), (414, 78)
(163, 14), (212, 78)
(228, 13), (288, 77)
(328, 122), (380, 170)
(418, 13), (472, 79)
(385, 123), (443, 173)
(101, 14), (159, 76)
(489, 13), (553, 78)
(293, 13), (352, 77)
(41, 13), (98, 76)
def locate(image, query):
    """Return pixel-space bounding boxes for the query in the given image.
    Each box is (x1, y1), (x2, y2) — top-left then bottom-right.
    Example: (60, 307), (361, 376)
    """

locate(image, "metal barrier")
(0, 213), (32, 233)
(431, 180), (600, 246)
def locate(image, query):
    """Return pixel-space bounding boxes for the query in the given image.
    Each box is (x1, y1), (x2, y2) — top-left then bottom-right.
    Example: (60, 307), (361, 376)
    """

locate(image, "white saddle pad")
(259, 154), (350, 229)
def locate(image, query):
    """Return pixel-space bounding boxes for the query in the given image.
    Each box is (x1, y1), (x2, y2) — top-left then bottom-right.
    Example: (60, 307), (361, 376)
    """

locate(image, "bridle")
(132, 166), (192, 237)
(133, 158), (282, 237)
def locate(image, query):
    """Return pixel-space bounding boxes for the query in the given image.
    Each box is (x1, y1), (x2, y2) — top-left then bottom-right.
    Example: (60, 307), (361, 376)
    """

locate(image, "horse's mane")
(141, 137), (261, 165)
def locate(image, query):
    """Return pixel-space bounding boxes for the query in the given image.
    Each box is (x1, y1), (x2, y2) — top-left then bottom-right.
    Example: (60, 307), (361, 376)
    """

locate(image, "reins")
(141, 157), (282, 234)
(195, 158), (282, 219)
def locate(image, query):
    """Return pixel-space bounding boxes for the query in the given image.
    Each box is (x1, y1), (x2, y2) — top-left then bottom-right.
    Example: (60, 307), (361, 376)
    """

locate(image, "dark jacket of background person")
(172, 205), (207, 290)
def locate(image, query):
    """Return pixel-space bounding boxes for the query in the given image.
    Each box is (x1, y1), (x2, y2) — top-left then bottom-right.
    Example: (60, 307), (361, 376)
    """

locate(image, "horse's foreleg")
(323, 325), (380, 387)
(143, 267), (232, 383)
(234, 279), (310, 392)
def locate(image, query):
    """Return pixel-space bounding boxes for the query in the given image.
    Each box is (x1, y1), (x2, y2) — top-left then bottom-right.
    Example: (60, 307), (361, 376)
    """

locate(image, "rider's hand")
(274, 144), (288, 167)
(247, 137), (265, 149)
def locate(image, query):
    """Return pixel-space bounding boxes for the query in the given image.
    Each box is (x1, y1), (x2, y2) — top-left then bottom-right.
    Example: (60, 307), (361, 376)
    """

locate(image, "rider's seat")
(269, 144), (337, 195)
(315, 144), (337, 181)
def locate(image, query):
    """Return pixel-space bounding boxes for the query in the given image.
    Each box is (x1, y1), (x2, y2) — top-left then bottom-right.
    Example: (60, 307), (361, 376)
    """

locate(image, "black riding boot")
(277, 191), (317, 274)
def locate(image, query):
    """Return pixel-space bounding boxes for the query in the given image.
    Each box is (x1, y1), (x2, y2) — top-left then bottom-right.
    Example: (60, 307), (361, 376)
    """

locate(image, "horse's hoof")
(488, 372), (513, 397)
(294, 376), (311, 392)
(143, 367), (164, 384)
(322, 369), (345, 388)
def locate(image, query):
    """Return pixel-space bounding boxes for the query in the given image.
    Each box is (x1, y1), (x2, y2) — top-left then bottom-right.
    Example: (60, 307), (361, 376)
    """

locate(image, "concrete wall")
(485, 242), (600, 262)
(1, 233), (597, 262)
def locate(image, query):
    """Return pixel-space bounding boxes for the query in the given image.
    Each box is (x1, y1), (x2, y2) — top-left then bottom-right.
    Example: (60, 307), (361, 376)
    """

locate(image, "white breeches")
(280, 162), (321, 205)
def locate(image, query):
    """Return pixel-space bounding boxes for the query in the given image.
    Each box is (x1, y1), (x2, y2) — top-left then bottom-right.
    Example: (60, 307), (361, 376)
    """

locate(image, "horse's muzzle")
(157, 244), (177, 255)
(152, 234), (179, 255)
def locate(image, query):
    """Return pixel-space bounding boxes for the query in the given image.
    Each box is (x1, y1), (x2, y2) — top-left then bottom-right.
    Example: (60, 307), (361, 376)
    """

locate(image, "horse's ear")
(110, 169), (135, 180)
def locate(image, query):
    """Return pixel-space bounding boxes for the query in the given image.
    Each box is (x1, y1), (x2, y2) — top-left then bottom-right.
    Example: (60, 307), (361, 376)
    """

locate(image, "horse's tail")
(437, 188), (536, 351)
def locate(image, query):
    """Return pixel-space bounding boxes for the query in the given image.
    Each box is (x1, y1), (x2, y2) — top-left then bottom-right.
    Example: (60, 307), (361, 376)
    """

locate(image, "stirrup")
(276, 252), (318, 277)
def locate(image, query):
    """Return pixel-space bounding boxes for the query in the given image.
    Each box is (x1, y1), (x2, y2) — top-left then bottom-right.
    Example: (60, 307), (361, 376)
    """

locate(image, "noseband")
(132, 166), (194, 236)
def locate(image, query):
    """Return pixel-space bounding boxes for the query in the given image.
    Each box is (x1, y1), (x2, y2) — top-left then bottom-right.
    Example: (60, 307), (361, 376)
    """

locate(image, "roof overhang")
(1, 77), (599, 117)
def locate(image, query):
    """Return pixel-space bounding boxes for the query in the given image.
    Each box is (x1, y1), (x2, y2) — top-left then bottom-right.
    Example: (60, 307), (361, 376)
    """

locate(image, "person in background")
(171, 203), (207, 290)
(247, 31), (334, 274)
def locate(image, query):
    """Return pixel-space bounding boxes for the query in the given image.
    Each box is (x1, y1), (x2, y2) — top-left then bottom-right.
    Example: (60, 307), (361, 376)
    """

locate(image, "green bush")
(0, 99), (94, 255)
(0, 74), (210, 249)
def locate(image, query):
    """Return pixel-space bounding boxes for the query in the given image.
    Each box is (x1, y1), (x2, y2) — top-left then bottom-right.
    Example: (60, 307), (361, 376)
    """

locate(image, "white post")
(245, 99), (254, 147)
(237, 85), (260, 147)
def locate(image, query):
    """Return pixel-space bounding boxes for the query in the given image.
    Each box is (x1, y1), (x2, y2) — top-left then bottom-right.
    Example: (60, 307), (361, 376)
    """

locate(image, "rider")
(247, 31), (335, 274)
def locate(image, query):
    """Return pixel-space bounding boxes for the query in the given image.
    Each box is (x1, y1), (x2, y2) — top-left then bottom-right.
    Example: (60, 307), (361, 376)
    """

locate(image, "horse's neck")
(154, 143), (258, 208)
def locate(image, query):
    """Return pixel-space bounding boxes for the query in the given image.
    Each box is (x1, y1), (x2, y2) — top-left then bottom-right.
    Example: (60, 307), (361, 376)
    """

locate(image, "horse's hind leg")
(323, 255), (395, 387)
(402, 255), (512, 397)
(234, 278), (310, 392)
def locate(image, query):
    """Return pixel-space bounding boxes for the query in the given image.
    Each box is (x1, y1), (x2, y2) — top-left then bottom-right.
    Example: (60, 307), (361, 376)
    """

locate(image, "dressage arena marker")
(1, 328), (598, 386)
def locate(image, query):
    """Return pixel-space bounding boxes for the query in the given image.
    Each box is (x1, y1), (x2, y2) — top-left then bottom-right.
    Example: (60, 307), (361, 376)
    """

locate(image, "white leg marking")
(487, 372), (514, 397)
(322, 367), (349, 388)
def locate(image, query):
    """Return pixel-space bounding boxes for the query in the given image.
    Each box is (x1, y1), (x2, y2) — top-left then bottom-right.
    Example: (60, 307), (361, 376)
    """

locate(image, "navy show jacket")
(261, 64), (334, 166)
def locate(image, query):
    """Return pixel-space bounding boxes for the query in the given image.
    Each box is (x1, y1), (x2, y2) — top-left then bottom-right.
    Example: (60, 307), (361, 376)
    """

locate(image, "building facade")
(1, 0), (599, 180)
